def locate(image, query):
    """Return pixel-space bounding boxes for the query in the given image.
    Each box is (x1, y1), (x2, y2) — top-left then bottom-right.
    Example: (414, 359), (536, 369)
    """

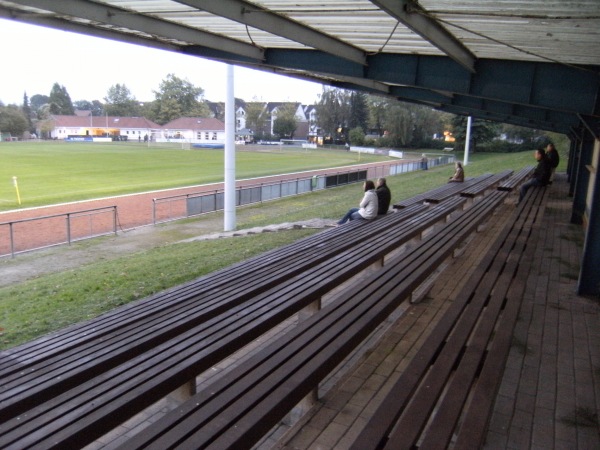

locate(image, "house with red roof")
(160, 117), (225, 147)
(41, 115), (161, 142)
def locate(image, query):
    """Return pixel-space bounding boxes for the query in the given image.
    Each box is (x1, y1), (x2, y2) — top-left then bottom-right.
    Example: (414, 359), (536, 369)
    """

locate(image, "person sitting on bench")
(518, 148), (551, 203)
(338, 180), (378, 224)
(376, 177), (391, 215)
(545, 142), (560, 183)
(448, 161), (465, 182)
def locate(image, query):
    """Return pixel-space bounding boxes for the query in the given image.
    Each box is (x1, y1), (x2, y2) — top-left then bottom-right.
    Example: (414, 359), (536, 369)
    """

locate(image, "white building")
(160, 117), (225, 147)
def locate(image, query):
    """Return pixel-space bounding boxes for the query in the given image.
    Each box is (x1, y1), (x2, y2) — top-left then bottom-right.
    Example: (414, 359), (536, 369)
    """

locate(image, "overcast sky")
(0, 19), (324, 106)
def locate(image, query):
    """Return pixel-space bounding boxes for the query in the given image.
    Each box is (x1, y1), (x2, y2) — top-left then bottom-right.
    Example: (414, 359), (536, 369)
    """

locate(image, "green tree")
(348, 91), (369, 132)
(316, 87), (351, 142)
(451, 116), (500, 151)
(410, 105), (445, 147)
(349, 126), (365, 146)
(0, 104), (29, 137)
(104, 84), (140, 117)
(138, 101), (156, 121)
(273, 103), (298, 139)
(245, 101), (268, 135)
(22, 92), (33, 132)
(382, 101), (414, 146)
(73, 99), (105, 116)
(368, 96), (387, 137)
(73, 99), (93, 111)
(501, 124), (547, 148)
(152, 74), (209, 124)
(30, 94), (49, 111)
(48, 83), (74, 115)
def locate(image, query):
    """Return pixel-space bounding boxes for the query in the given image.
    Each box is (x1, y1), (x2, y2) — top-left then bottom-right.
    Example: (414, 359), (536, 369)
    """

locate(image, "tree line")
(1, 75), (557, 150)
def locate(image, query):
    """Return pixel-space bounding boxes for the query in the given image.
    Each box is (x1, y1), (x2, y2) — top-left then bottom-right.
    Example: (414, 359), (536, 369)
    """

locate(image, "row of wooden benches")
(351, 182), (549, 449)
(120, 189), (514, 449)
(0, 167), (535, 449)
(0, 194), (467, 448)
(392, 166), (532, 209)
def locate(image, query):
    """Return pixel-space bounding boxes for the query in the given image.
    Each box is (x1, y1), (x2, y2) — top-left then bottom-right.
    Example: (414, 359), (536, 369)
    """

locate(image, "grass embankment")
(0, 150), (552, 349)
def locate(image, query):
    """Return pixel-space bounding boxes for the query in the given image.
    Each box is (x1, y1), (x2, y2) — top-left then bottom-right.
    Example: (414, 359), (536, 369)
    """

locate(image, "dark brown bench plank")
(393, 177), (475, 209)
(350, 186), (548, 450)
(451, 188), (548, 449)
(0, 199), (467, 449)
(497, 165), (534, 191)
(424, 173), (494, 203)
(118, 191), (509, 450)
(460, 169), (513, 198)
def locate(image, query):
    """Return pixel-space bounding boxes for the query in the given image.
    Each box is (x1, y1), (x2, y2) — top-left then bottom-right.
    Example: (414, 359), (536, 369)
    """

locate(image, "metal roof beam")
(0, 7), (180, 52)
(367, 53), (600, 116)
(449, 94), (580, 128)
(9, 0), (264, 62)
(370, 0), (476, 72)
(175, 0), (367, 66)
(437, 104), (571, 134)
(387, 86), (577, 132)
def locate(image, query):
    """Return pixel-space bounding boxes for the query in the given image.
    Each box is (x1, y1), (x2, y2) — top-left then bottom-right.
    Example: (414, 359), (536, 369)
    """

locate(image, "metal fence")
(152, 155), (454, 224)
(0, 206), (117, 257)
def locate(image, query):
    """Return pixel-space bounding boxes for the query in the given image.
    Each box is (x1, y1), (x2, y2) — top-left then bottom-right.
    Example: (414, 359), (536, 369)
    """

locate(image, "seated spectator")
(545, 143), (560, 183)
(376, 177), (391, 215)
(518, 148), (552, 204)
(338, 180), (378, 225)
(448, 161), (465, 182)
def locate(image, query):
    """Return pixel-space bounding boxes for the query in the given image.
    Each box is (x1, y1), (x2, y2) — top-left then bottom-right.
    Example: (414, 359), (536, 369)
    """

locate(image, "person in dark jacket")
(545, 143), (560, 183)
(375, 177), (391, 215)
(519, 148), (552, 203)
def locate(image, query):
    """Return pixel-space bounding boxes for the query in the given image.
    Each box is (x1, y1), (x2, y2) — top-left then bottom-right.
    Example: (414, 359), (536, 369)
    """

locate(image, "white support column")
(224, 64), (236, 231)
(464, 115), (472, 167)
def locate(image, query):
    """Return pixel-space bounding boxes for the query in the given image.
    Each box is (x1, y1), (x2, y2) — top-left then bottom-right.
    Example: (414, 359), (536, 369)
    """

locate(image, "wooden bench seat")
(460, 169), (513, 198)
(392, 175), (493, 209)
(392, 178), (472, 209)
(497, 165), (534, 191)
(350, 186), (549, 450)
(0, 203), (432, 418)
(119, 190), (510, 450)
(0, 199), (468, 449)
(423, 174), (494, 204)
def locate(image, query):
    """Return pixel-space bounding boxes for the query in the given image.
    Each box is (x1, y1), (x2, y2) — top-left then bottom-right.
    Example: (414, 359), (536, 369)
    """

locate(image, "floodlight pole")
(224, 64), (236, 231)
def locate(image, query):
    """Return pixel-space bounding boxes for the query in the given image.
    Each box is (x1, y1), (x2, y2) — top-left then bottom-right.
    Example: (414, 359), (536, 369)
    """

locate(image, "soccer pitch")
(0, 141), (391, 211)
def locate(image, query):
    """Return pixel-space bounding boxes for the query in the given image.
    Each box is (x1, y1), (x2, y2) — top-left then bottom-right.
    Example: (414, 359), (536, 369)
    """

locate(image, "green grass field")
(0, 141), (391, 211)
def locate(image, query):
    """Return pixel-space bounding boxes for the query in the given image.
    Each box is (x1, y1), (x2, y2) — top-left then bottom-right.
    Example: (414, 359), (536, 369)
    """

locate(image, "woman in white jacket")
(337, 180), (378, 225)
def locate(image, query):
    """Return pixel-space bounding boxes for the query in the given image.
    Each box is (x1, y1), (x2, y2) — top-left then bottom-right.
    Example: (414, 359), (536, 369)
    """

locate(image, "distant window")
(212, 132), (217, 140)
(205, 132), (209, 140)
(196, 131), (202, 139)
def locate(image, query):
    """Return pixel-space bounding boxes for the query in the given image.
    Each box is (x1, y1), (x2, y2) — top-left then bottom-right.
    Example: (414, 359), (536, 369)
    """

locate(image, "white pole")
(224, 65), (236, 231)
(464, 116), (472, 166)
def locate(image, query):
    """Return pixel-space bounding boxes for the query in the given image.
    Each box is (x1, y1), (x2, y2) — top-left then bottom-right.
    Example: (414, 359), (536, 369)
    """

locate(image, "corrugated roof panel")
(1, 0), (598, 66)
(420, 0), (600, 64)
